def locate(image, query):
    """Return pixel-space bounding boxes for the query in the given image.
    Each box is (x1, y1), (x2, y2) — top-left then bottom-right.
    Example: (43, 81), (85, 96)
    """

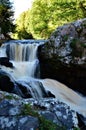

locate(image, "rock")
(77, 114), (86, 130)
(31, 98), (78, 129)
(0, 57), (13, 68)
(0, 70), (15, 93)
(0, 70), (33, 98)
(38, 18), (86, 96)
(16, 82), (33, 98)
(0, 90), (82, 130)
(47, 90), (55, 98)
(0, 116), (39, 130)
(0, 70), (55, 99)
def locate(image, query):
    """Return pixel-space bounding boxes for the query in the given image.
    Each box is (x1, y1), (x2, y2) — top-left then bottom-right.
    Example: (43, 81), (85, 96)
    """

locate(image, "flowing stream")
(0, 40), (86, 117)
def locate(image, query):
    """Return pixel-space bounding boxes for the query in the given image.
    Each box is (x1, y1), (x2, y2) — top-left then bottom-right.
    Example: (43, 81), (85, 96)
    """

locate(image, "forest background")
(0, 0), (86, 40)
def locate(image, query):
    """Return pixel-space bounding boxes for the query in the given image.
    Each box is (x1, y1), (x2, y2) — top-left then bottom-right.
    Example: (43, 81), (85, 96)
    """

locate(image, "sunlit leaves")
(29, 0), (85, 39)
(13, 11), (33, 39)
(14, 0), (86, 39)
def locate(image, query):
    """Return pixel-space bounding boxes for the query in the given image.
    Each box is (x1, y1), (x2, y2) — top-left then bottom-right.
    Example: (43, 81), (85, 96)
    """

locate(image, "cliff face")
(38, 18), (86, 95)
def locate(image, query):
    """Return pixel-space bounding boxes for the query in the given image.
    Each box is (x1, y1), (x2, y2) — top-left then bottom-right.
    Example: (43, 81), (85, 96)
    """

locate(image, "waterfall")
(0, 40), (49, 99)
(0, 40), (86, 117)
(6, 43), (38, 61)
(0, 41), (40, 78)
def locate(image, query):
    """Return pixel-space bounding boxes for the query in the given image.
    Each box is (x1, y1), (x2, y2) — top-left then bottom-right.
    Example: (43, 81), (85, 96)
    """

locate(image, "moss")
(80, 43), (86, 48)
(5, 95), (14, 100)
(70, 38), (78, 48)
(4, 94), (19, 100)
(39, 116), (66, 130)
(22, 103), (66, 130)
(82, 21), (86, 27)
(21, 103), (39, 117)
(21, 104), (80, 130)
(73, 127), (80, 130)
(62, 35), (68, 42)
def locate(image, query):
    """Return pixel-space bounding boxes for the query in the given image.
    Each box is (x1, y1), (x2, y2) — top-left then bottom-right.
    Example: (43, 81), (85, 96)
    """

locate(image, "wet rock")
(0, 70), (54, 99)
(0, 116), (39, 130)
(0, 91), (81, 130)
(0, 57), (13, 68)
(31, 98), (78, 129)
(0, 70), (15, 92)
(39, 18), (86, 95)
(47, 90), (55, 98)
(0, 70), (33, 98)
(18, 116), (39, 130)
(77, 114), (86, 130)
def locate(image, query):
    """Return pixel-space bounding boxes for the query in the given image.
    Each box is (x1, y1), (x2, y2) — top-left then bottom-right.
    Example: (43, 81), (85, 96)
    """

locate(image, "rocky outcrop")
(0, 90), (83, 130)
(38, 18), (86, 96)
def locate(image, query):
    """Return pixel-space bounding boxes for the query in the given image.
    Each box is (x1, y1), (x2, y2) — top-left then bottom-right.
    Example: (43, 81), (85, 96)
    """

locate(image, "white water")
(8, 43), (38, 61)
(0, 41), (45, 98)
(0, 42), (39, 78)
(41, 78), (86, 117)
(0, 47), (7, 57)
(0, 40), (86, 117)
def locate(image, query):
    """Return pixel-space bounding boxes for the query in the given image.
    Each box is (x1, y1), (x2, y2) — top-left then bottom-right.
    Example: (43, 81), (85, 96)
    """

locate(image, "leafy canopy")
(14, 0), (86, 39)
(29, 0), (86, 39)
(13, 10), (33, 39)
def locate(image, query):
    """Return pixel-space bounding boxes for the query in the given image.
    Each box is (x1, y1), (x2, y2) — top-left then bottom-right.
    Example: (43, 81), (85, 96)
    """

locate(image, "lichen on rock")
(0, 91), (82, 130)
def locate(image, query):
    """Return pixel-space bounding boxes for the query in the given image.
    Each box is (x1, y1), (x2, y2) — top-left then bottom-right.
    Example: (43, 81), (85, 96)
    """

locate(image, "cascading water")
(0, 40), (49, 98)
(2, 41), (39, 78)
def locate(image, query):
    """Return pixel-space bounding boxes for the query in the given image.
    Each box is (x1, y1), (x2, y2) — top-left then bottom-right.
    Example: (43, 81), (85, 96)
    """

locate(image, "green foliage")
(16, 29), (33, 39)
(4, 94), (19, 100)
(81, 43), (86, 48)
(0, 0), (15, 35)
(13, 0), (86, 39)
(70, 38), (78, 49)
(39, 116), (64, 130)
(22, 103), (39, 117)
(73, 127), (80, 130)
(62, 35), (69, 42)
(13, 11), (33, 39)
(79, 0), (86, 17)
(5, 95), (14, 100)
(29, 0), (86, 39)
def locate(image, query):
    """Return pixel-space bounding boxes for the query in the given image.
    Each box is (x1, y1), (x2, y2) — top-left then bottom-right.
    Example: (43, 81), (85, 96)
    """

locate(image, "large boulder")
(38, 18), (86, 96)
(0, 90), (84, 130)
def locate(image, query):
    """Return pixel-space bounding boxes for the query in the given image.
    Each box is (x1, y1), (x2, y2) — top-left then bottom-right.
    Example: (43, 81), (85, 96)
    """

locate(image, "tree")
(0, 0), (15, 36)
(13, 11), (33, 39)
(79, 0), (86, 17)
(13, 0), (86, 39)
(29, 0), (86, 39)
